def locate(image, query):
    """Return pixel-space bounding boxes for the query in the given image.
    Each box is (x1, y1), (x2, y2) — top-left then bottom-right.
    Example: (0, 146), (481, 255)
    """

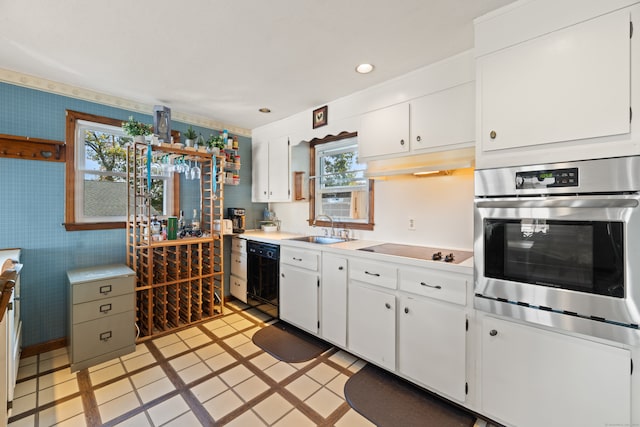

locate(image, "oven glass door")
(484, 218), (624, 298)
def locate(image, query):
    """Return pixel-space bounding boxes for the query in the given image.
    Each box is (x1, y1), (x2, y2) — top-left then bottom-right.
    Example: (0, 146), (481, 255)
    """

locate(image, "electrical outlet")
(408, 218), (416, 231)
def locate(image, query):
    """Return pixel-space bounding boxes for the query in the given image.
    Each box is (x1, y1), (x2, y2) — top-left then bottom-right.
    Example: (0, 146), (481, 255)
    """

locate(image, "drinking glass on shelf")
(191, 161), (201, 180)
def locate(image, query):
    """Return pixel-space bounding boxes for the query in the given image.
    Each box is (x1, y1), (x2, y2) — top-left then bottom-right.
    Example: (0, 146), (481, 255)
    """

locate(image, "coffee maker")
(228, 208), (246, 233)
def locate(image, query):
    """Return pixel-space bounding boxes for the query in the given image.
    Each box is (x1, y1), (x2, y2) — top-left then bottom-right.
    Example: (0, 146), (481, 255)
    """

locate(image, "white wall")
(256, 49), (477, 251)
(272, 168), (474, 251)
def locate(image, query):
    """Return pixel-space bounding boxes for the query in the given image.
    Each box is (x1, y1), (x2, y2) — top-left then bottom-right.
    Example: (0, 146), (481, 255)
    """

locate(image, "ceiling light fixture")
(258, 107), (271, 113)
(355, 63), (374, 74)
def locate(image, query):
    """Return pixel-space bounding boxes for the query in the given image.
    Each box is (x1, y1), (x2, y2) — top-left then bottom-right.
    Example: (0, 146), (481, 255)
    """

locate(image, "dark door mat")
(252, 321), (332, 363)
(345, 364), (476, 427)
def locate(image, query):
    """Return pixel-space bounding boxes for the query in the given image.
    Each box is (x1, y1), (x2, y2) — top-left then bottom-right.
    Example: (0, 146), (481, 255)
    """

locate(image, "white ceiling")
(0, 0), (514, 131)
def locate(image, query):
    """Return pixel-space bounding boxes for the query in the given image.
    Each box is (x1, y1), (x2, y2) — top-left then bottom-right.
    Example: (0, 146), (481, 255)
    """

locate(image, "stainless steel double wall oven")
(474, 156), (640, 344)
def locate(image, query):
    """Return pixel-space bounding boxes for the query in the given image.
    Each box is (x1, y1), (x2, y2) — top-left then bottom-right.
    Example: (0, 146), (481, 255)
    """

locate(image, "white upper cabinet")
(251, 136), (291, 202)
(359, 82), (475, 161)
(476, 3), (638, 168)
(358, 102), (410, 159)
(411, 82), (475, 152)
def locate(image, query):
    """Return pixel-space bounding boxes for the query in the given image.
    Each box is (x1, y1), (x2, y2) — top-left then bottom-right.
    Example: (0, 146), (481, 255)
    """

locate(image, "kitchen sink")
(286, 236), (347, 244)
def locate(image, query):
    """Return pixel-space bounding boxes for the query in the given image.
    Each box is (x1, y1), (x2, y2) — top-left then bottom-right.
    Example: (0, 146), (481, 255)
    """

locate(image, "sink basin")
(287, 236), (347, 244)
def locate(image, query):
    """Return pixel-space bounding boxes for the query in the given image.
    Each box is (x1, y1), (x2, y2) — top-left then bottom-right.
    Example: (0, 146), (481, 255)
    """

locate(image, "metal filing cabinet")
(67, 264), (135, 372)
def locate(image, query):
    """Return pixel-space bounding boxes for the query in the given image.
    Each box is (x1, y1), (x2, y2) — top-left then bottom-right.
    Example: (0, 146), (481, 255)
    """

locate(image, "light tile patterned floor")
(8, 301), (377, 426)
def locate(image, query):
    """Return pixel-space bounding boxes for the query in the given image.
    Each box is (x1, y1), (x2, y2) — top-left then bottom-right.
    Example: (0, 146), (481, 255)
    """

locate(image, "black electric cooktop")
(358, 243), (472, 265)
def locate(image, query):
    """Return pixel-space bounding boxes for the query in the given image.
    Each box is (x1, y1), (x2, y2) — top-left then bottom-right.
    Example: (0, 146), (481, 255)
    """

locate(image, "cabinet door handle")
(490, 130), (497, 139)
(404, 307), (409, 314)
(100, 331), (112, 341)
(489, 329), (498, 336)
(338, 266), (344, 270)
(400, 139), (405, 146)
(99, 303), (112, 314)
(420, 282), (441, 289)
(99, 285), (112, 295)
(416, 135), (421, 142)
(292, 257), (302, 262)
(281, 273), (285, 278)
(385, 302), (391, 309)
(365, 271), (380, 277)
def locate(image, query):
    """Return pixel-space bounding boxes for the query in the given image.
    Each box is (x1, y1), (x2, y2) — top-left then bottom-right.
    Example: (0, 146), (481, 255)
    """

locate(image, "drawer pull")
(365, 271), (380, 277)
(292, 257), (302, 262)
(99, 303), (112, 314)
(489, 329), (498, 337)
(338, 266), (344, 271)
(100, 331), (112, 341)
(99, 285), (112, 295)
(420, 282), (442, 289)
(385, 302), (391, 309)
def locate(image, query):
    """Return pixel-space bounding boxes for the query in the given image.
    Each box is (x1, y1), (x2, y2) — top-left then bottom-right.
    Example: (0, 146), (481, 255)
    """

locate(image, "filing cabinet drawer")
(72, 275), (134, 304)
(72, 293), (134, 324)
(72, 311), (134, 362)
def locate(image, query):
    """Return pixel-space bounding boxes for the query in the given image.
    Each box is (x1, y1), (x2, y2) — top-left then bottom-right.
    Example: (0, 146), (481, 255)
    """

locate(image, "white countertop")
(236, 230), (473, 274)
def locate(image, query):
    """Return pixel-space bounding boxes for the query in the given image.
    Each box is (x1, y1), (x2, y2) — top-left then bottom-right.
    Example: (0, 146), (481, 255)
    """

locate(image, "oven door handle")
(476, 198), (639, 209)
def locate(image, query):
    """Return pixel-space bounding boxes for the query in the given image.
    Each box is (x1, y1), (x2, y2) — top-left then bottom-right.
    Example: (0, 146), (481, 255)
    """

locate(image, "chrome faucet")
(313, 214), (334, 236)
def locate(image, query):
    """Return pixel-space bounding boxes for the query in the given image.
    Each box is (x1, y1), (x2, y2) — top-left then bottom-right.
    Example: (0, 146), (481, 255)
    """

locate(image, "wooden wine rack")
(126, 142), (225, 340)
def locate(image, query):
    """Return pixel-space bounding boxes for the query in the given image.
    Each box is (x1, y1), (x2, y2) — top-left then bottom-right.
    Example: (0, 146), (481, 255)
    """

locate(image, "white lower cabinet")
(230, 238), (247, 303)
(348, 282), (396, 370)
(481, 316), (631, 427)
(279, 247), (320, 333)
(398, 295), (466, 402)
(320, 253), (347, 347)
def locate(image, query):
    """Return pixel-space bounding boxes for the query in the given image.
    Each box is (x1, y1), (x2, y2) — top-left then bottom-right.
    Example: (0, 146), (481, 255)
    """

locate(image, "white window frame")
(74, 119), (173, 223)
(314, 136), (369, 224)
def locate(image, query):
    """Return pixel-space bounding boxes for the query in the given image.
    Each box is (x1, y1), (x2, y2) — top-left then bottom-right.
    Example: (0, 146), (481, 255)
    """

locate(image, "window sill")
(63, 222), (125, 231)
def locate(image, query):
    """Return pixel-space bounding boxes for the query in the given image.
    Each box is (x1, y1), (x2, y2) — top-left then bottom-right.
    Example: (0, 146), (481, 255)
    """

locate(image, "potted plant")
(184, 126), (197, 147)
(206, 133), (225, 155)
(122, 116), (153, 143)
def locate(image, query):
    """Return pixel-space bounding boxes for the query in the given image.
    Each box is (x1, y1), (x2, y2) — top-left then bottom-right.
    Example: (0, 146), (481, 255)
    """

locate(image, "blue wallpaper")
(0, 82), (261, 347)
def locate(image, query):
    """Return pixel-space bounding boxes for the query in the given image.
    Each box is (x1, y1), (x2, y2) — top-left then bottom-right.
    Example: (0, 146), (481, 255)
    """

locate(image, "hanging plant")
(122, 116), (153, 137)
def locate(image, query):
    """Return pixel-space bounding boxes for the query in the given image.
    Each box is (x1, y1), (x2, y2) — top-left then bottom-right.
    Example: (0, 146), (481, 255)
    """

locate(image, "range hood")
(363, 147), (475, 178)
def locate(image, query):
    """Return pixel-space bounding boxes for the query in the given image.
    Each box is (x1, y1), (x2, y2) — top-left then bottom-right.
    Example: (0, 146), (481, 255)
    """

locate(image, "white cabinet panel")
(398, 266), (467, 306)
(320, 253), (347, 347)
(359, 103), (410, 159)
(252, 141), (269, 202)
(481, 316), (631, 427)
(479, 9), (630, 152)
(230, 275), (247, 303)
(280, 264), (318, 334)
(230, 251), (247, 280)
(349, 259), (397, 290)
(399, 295), (466, 402)
(348, 282), (396, 370)
(281, 246), (319, 271)
(252, 137), (291, 202)
(268, 136), (291, 201)
(411, 82), (475, 152)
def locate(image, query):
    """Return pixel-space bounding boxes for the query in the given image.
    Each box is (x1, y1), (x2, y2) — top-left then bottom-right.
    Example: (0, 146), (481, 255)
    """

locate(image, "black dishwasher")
(246, 240), (279, 318)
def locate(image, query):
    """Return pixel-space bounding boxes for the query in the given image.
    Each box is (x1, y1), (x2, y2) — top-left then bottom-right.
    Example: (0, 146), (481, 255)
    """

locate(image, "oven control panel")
(515, 167), (578, 190)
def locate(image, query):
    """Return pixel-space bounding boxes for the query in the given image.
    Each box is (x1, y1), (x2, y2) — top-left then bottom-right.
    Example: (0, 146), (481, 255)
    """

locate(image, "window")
(310, 132), (374, 230)
(64, 111), (174, 231)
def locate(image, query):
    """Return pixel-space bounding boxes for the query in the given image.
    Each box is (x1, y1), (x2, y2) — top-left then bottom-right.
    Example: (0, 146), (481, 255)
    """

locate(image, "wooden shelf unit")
(126, 142), (225, 340)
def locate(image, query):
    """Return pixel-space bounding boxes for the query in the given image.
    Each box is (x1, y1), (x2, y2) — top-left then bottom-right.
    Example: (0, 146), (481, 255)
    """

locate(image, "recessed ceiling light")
(355, 63), (374, 74)
(259, 107), (271, 113)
